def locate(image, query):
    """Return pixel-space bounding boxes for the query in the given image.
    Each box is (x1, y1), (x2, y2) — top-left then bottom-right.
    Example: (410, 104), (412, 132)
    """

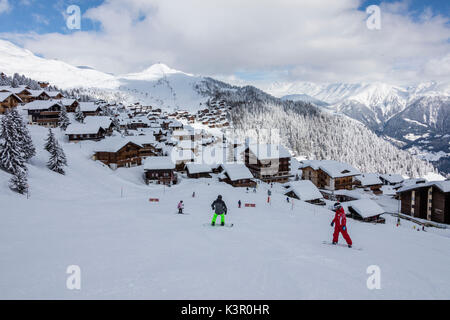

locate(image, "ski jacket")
(211, 199), (227, 214)
(178, 202), (184, 209)
(332, 207), (347, 227)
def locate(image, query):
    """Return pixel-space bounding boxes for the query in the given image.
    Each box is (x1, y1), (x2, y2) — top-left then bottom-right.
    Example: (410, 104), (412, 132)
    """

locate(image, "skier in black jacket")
(211, 195), (227, 226)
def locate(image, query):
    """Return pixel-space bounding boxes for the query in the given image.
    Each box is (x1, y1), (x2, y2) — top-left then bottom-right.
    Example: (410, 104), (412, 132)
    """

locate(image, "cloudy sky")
(0, 0), (449, 86)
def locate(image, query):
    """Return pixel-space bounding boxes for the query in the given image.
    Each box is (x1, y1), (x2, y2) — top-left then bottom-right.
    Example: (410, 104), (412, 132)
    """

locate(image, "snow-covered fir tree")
(46, 135), (67, 175)
(74, 106), (85, 123)
(0, 111), (27, 174)
(9, 109), (35, 161)
(44, 128), (56, 153)
(9, 169), (28, 195)
(58, 105), (70, 130)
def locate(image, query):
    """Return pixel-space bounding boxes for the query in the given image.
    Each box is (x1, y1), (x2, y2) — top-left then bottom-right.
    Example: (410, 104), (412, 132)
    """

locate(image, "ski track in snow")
(0, 126), (449, 299)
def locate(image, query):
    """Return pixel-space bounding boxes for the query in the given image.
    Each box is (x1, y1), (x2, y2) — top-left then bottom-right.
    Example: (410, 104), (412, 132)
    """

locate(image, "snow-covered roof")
(143, 157), (175, 170)
(93, 136), (157, 152)
(0, 92), (22, 102)
(285, 180), (323, 201)
(186, 163), (212, 174)
(221, 163), (253, 181)
(58, 98), (77, 106)
(84, 116), (112, 130)
(355, 173), (382, 186)
(27, 89), (47, 97)
(79, 102), (101, 112)
(380, 174), (404, 184)
(301, 160), (360, 178)
(397, 180), (450, 193)
(345, 199), (385, 218)
(247, 144), (291, 160)
(46, 91), (64, 98)
(0, 87), (30, 94)
(66, 123), (103, 135)
(284, 180), (323, 201)
(23, 100), (61, 110)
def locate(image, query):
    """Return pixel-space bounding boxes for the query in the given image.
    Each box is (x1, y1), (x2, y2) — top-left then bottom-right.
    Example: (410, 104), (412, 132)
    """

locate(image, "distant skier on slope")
(330, 202), (352, 248)
(177, 200), (184, 214)
(211, 195), (227, 226)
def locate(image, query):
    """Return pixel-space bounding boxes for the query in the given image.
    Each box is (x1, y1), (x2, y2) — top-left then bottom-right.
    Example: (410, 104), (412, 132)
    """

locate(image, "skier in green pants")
(211, 195), (227, 226)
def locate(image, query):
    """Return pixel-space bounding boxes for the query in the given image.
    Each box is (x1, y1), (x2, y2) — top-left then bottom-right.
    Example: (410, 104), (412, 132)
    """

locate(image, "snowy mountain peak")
(120, 63), (191, 81)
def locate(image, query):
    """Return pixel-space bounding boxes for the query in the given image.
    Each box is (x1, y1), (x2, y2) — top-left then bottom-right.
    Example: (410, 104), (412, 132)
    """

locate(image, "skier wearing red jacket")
(331, 202), (352, 248)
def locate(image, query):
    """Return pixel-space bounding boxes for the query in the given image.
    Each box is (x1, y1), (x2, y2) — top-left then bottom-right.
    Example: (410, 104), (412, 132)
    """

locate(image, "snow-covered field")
(1, 126), (449, 299)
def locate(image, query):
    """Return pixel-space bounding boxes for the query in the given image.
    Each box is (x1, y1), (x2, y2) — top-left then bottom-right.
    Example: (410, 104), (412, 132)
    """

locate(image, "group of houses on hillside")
(1, 82), (447, 226)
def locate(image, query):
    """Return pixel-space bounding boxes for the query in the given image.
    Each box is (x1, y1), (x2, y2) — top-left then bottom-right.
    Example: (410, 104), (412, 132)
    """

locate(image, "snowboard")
(175, 212), (190, 215)
(322, 241), (362, 251)
(203, 223), (234, 228)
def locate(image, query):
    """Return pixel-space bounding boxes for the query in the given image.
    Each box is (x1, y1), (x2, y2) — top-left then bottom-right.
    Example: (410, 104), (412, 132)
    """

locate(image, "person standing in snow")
(211, 195), (227, 226)
(238, 200), (241, 208)
(192, 191), (195, 198)
(330, 202), (352, 248)
(177, 200), (184, 214)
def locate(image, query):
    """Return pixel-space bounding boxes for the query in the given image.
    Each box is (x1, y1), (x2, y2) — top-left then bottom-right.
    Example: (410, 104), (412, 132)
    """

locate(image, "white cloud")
(2, 0), (450, 86)
(0, 0), (10, 14)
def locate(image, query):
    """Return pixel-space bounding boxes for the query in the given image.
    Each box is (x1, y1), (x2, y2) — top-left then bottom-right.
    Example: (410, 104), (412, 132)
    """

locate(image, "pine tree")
(47, 140), (67, 175)
(74, 106), (85, 123)
(9, 109), (35, 161)
(44, 128), (56, 153)
(9, 169), (28, 195)
(0, 111), (26, 174)
(59, 105), (70, 130)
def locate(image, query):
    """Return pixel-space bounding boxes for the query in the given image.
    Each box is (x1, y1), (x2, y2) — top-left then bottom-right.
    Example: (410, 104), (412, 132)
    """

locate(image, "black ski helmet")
(218, 195), (222, 200)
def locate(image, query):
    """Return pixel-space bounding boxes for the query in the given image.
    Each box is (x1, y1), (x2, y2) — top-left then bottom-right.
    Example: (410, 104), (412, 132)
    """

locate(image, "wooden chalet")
(397, 180), (450, 224)
(59, 99), (79, 112)
(283, 180), (325, 205)
(300, 160), (360, 191)
(0, 92), (22, 114)
(380, 174), (404, 186)
(47, 91), (65, 99)
(219, 163), (256, 188)
(170, 148), (194, 171)
(24, 100), (62, 127)
(25, 90), (51, 103)
(144, 156), (177, 185)
(93, 139), (160, 169)
(345, 199), (386, 223)
(79, 102), (102, 116)
(172, 129), (195, 141)
(244, 144), (292, 183)
(354, 173), (383, 195)
(65, 123), (106, 142)
(186, 163), (212, 178)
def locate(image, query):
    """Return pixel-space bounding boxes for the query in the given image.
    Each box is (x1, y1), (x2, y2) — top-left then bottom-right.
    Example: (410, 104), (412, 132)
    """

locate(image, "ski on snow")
(203, 223), (234, 228)
(322, 241), (362, 251)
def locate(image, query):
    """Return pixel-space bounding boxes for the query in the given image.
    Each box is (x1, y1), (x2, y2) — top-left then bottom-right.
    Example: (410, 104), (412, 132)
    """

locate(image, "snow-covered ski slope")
(0, 126), (449, 299)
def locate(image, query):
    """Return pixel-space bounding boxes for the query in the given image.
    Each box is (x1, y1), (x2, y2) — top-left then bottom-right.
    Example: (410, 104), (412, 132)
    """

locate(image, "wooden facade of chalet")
(244, 148), (291, 183)
(284, 190), (325, 205)
(302, 166), (356, 190)
(144, 169), (177, 185)
(67, 128), (106, 142)
(27, 103), (62, 127)
(0, 94), (22, 114)
(219, 175), (256, 188)
(353, 180), (382, 195)
(24, 91), (51, 103)
(82, 107), (102, 116)
(63, 100), (79, 112)
(94, 142), (159, 169)
(398, 184), (449, 224)
(187, 170), (211, 179)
